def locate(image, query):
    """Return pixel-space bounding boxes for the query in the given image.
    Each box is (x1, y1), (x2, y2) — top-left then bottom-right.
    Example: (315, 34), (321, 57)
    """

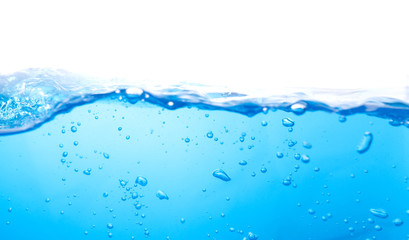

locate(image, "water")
(0, 69), (409, 239)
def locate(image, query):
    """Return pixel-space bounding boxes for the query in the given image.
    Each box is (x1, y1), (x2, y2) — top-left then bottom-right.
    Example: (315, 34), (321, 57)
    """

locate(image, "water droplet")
(301, 154), (310, 163)
(83, 168), (92, 175)
(71, 126), (77, 133)
(294, 153), (301, 160)
(239, 160), (247, 166)
(314, 167), (320, 172)
(261, 121), (268, 127)
(291, 102), (306, 115)
(212, 169), (231, 182)
(393, 218), (403, 226)
(118, 127), (122, 131)
(103, 153), (110, 159)
(103, 192), (109, 197)
(136, 176), (148, 186)
(184, 138), (190, 143)
(62, 152), (68, 157)
(73, 141), (79, 146)
(370, 208), (388, 218)
(45, 198), (50, 203)
(260, 167), (267, 173)
(206, 131), (214, 138)
(308, 209), (315, 214)
(303, 141), (312, 149)
(8, 207), (12, 213)
(180, 218), (185, 223)
(107, 223), (113, 229)
(125, 135), (130, 140)
(156, 190), (169, 200)
(282, 118), (295, 127)
(357, 132), (373, 154)
(276, 152), (284, 158)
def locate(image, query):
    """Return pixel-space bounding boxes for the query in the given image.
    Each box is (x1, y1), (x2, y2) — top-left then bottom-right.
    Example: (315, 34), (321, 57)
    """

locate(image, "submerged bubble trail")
(212, 169), (231, 182)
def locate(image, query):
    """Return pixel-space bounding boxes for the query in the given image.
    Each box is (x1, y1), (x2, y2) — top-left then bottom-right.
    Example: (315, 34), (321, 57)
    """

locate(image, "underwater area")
(0, 70), (409, 240)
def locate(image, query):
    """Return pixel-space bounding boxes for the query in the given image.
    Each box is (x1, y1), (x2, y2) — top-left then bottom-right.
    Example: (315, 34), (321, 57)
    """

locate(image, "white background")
(1, 0), (408, 90)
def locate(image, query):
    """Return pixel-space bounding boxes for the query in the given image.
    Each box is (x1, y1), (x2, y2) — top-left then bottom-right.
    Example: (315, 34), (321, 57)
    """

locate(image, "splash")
(1, 68), (408, 135)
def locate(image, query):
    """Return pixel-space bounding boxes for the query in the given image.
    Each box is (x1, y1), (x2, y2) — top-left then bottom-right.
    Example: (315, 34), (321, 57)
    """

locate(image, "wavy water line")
(0, 68), (408, 135)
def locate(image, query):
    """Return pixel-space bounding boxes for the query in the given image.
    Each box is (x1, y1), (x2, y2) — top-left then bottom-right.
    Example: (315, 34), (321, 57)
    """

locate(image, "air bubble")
(261, 121), (268, 127)
(291, 102), (306, 115)
(303, 141), (312, 149)
(83, 168), (92, 175)
(374, 225), (382, 231)
(370, 208), (388, 218)
(357, 132), (373, 154)
(212, 169), (231, 182)
(282, 118), (295, 127)
(135, 176), (148, 186)
(260, 167), (267, 173)
(103, 153), (110, 159)
(156, 190), (169, 200)
(393, 218), (403, 226)
(301, 154), (310, 163)
(206, 131), (214, 138)
(70, 126), (77, 133)
(282, 177), (292, 186)
(239, 160), (247, 166)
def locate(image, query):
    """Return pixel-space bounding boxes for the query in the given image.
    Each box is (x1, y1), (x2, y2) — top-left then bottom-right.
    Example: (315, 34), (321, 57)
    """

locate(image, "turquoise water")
(0, 69), (409, 239)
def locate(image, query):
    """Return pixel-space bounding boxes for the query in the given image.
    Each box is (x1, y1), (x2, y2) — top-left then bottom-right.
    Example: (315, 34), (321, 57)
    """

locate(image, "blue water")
(0, 69), (409, 239)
